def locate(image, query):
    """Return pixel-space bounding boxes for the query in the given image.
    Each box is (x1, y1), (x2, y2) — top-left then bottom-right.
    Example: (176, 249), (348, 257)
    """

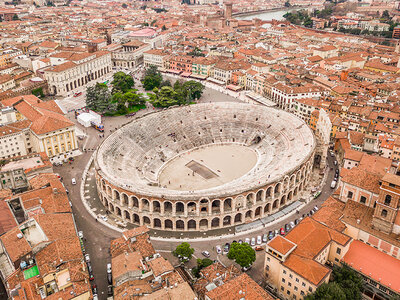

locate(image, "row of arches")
(100, 184), (301, 231)
(65, 66), (110, 92)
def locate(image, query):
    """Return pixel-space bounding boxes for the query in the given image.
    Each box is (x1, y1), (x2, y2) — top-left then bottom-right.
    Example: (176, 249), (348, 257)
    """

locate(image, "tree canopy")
(305, 265), (363, 300)
(227, 242), (256, 268)
(142, 65), (163, 90)
(173, 242), (194, 261)
(86, 83), (114, 113)
(192, 259), (214, 277)
(111, 71), (134, 94)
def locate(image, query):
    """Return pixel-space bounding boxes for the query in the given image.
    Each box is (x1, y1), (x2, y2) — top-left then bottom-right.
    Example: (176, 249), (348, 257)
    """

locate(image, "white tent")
(77, 113), (95, 127)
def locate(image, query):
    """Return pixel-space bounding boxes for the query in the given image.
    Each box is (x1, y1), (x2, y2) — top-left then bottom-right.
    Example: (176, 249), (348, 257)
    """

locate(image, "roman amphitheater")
(94, 102), (316, 232)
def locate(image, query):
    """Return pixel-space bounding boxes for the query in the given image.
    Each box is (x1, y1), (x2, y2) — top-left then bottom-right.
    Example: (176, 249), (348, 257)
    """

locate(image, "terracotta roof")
(342, 240), (400, 293)
(340, 168), (381, 194)
(268, 235), (296, 255)
(147, 257), (174, 277)
(205, 273), (274, 300)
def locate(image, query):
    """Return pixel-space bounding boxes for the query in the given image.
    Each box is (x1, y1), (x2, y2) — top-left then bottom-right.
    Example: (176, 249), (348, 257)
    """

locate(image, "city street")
(56, 74), (337, 299)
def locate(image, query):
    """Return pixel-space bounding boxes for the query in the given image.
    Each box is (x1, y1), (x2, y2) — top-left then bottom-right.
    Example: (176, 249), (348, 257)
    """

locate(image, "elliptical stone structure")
(94, 102), (316, 232)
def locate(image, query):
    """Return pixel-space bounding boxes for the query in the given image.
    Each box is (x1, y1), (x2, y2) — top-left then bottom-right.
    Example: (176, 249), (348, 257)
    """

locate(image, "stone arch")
(188, 219), (196, 230)
(280, 195), (286, 206)
(154, 218), (161, 228)
(176, 202), (185, 214)
(114, 189), (120, 201)
(254, 206), (262, 217)
(164, 201), (172, 213)
(109, 203), (114, 212)
(187, 202), (196, 214)
(288, 191), (293, 201)
(211, 200), (221, 213)
(283, 176), (289, 190)
(246, 193), (255, 203)
(142, 199), (150, 211)
(266, 186), (273, 199)
(176, 220), (184, 230)
(101, 179), (106, 191)
(290, 175), (296, 187)
(200, 198), (208, 213)
(245, 210), (252, 220)
(294, 187), (298, 196)
(234, 213), (242, 223)
(224, 198), (232, 212)
(143, 216), (150, 225)
(132, 196), (139, 208)
(274, 183), (282, 194)
(107, 186), (112, 197)
(153, 201), (161, 213)
(211, 217), (220, 228)
(133, 213), (140, 224)
(123, 210), (130, 221)
(165, 219), (173, 229)
(116, 206), (122, 216)
(199, 219), (208, 229)
(256, 190), (263, 203)
(273, 199), (279, 209)
(223, 215), (231, 226)
(264, 203), (271, 213)
(122, 193), (128, 206)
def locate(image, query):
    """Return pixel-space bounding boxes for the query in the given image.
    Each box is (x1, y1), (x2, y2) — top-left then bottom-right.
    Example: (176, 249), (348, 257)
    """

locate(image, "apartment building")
(143, 49), (169, 69)
(111, 40), (151, 69)
(264, 217), (352, 300)
(0, 74), (15, 91)
(2, 95), (78, 161)
(212, 59), (251, 84)
(43, 51), (112, 96)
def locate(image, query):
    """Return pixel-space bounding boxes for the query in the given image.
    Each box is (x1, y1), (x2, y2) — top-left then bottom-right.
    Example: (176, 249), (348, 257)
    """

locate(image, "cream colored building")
(264, 217), (351, 299)
(43, 51), (112, 96)
(112, 40), (151, 69)
(1, 95), (78, 161)
(143, 49), (169, 69)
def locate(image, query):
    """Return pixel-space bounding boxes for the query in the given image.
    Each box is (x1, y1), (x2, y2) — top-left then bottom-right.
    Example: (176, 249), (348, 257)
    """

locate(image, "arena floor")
(158, 144), (258, 191)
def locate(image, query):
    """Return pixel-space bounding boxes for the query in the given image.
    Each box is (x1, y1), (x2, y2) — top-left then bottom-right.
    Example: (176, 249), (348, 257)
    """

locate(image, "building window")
(288, 282), (292, 287)
(336, 247), (341, 255)
(296, 278), (299, 283)
(360, 196), (366, 204)
(347, 191), (353, 199)
(282, 278), (286, 283)
(287, 290), (290, 295)
(283, 270), (286, 274)
(381, 209), (388, 218)
(335, 258), (339, 262)
(289, 274), (293, 279)
(281, 286), (284, 292)
(302, 282), (306, 287)
(294, 286), (298, 291)
(309, 287), (313, 292)
(384, 195), (391, 206)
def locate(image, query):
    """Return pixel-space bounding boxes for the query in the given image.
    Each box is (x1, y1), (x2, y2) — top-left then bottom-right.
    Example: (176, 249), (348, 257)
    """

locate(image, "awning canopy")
(226, 84), (242, 91)
(190, 74), (208, 80)
(181, 72), (192, 77)
(207, 77), (225, 85)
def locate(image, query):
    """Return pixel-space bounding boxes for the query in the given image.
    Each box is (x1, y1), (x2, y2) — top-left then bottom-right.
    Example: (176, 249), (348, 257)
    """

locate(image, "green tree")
(162, 25), (167, 31)
(160, 79), (172, 87)
(12, 14), (19, 20)
(227, 242), (256, 268)
(111, 71), (134, 94)
(86, 83), (113, 113)
(192, 258), (214, 277)
(305, 282), (346, 300)
(149, 86), (181, 107)
(382, 10), (390, 20)
(121, 3), (127, 8)
(123, 91), (145, 107)
(32, 87), (44, 98)
(183, 80), (204, 101)
(142, 65), (163, 90)
(173, 242), (194, 261)
(284, 1), (290, 7)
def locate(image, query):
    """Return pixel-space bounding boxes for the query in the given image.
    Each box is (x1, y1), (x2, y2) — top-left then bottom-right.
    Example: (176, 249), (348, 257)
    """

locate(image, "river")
(235, 8), (301, 21)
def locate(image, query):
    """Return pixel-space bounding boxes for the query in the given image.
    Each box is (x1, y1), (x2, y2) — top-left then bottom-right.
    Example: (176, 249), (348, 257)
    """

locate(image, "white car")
(202, 251), (210, 258)
(256, 236), (262, 245)
(71, 178), (76, 185)
(107, 263), (112, 274)
(251, 237), (256, 246)
(84, 254), (90, 263)
(244, 238), (250, 244)
(331, 180), (337, 189)
(78, 231), (83, 239)
(216, 245), (222, 254)
(99, 215), (108, 222)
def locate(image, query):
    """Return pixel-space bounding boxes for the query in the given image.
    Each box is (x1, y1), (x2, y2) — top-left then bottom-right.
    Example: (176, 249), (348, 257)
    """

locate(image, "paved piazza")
(94, 102), (316, 232)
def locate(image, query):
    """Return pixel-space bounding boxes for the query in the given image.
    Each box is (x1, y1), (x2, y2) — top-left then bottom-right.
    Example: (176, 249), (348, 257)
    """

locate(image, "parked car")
(71, 178), (76, 185)
(285, 224), (290, 232)
(238, 239), (243, 244)
(330, 151), (334, 157)
(223, 243), (230, 254)
(107, 272), (112, 285)
(242, 265), (252, 272)
(78, 231), (83, 239)
(334, 160), (338, 166)
(256, 235), (262, 245)
(216, 245), (222, 254)
(262, 234), (268, 243)
(314, 206), (319, 211)
(289, 221), (295, 229)
(244, 238), (250, 244)
(331, 180), (337, 189)
(202, 251), (210, 258)
(84, 254), (90, 263)
(275, 229), (279, 236)
(107, 285), (113, 296)
(251, 237), (256, 246)
(74, 92), (82, 97)
(255, 246), (264, 251)
(294, 219), (299, 225)
(280, 228), (285, 235)
(335, 169), (339, 175)
(91, 284), (97, 295)
(99, 215), (108, 222)
(107, 263), (112, 274)
(309, 210), (314, 216)
(268, 230), (275, 240)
